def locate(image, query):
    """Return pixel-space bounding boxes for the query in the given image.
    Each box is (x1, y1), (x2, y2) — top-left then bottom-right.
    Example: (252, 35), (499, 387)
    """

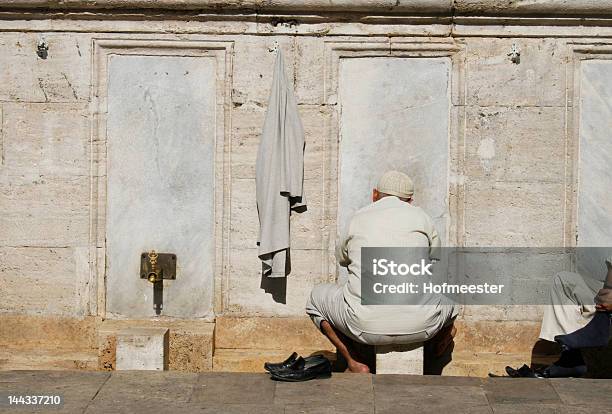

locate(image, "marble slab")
(106, 55), (216, 318)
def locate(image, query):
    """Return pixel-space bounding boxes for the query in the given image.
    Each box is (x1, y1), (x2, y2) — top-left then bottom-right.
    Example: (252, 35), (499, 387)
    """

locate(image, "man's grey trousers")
(306, 283), (456, 346)
(539, 271), (602, 342)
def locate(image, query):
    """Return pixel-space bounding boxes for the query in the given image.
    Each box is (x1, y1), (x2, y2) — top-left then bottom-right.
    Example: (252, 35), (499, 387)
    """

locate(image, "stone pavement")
(0, 371), (610, 413)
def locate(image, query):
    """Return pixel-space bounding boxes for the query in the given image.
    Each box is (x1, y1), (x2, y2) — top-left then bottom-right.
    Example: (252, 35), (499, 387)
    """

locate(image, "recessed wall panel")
(577, 60), (612, 280)
(338, 57), (450, 242)
(106, 55), (216, 318)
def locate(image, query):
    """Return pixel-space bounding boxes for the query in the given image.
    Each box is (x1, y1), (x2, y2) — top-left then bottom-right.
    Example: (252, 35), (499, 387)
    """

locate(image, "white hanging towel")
(256, 48), (307, 277)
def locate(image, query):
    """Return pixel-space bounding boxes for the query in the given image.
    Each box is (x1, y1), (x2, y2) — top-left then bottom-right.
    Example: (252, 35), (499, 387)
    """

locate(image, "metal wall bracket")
(140, 251), (177, 282)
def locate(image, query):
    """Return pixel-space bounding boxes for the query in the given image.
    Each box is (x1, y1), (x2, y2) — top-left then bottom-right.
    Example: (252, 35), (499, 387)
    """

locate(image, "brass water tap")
(147, 250), (162, 283)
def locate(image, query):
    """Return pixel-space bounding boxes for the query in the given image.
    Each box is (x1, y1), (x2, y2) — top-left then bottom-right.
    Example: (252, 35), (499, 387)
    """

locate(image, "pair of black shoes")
(499, 363), (587, 378)
(264, 352), (332, 382)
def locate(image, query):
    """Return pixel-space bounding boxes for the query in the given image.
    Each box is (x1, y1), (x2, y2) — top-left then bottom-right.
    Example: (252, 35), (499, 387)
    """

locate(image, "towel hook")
(268, 40), (279, 53)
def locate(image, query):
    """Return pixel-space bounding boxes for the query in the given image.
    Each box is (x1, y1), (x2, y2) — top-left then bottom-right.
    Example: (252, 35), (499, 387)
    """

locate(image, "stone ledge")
(215, 316), (332, 351)
(0, 314), (98, 351)
(1, 0), (611, 17)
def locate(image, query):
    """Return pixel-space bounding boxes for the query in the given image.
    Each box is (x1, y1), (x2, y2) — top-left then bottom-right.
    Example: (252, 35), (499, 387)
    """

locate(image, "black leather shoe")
(264, 352), (298, 372)
(539, 363), (587, 378)
(270, 356), (332, 382)
(265, 354), (328, 374)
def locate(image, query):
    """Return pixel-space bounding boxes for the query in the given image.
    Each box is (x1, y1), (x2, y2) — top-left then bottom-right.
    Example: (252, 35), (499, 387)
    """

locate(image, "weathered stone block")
(0, 33), (90, 102)
(169, 326), (214, 373)
(229, 178), (258, 249)
(232, 36), (295, 105)
(294, 37), (325, 105)
(0, 247), (87, 316)
(376, 343), (424, 375)
(227, 248), (330, 316)
(230, 103), (266, 180)
(116, 327), (169, 371)
(0, 313), (97, 350)
(215, 316), (331, 351)
(461, 305), (546, 323)
(465, 38), (565, 107)
(464, 181), (564, 246)
(0, 175), (89, 246)
(1, 103), (90, 176)
(465, 106), (565, 182)
(452, 319), (541, 354)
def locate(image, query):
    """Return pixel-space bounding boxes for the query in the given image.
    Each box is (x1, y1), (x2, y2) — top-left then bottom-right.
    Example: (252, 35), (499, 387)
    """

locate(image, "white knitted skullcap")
(376, 171), (414, 198)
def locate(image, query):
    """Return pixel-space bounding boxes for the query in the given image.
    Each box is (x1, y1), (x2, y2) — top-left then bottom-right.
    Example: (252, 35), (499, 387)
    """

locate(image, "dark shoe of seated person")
(264, 353), (328, 373)
(264, 352), (298, 372)
(539, 348), (587, 378)
(270, 356), (332, 382)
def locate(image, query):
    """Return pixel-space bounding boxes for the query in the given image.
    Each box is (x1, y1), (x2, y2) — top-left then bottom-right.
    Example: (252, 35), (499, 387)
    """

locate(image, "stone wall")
(1, 1), (611, 373)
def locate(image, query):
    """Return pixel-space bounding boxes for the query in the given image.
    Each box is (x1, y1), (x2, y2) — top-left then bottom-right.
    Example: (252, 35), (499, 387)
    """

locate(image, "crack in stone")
(37, 77), (49, 102)
(62, 72), (79, 100)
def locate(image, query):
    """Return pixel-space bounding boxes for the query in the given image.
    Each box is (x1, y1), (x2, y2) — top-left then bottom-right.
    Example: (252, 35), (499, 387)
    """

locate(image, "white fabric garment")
(256, 48), (306, 277)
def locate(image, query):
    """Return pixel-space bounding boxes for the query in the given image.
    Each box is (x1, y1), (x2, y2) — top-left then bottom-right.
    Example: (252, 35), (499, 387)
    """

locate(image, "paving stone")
(0, 371), (109, 413)
(374, 375), (491, 413)
(284, 403), (374, 414)
(491, 403), (591, 414)
(88, 400), (284, 414)
(549, 378), (612, 408)
(374, 381), (489, 410)
(274, 373), (374, 413)
(377, 403), (493, 414)
(91, 371), (197, 405)
(2, 371), (611, 413)
(374, 374), (484, 387)
(192, 404), (284, 414)
(483, 378), (561, 405)
(190, 373), (276, 405)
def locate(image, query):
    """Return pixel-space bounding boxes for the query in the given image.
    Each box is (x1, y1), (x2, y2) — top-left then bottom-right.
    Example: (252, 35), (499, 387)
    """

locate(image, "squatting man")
(306, 171), (457, 373)
(305, 171), (611, 375)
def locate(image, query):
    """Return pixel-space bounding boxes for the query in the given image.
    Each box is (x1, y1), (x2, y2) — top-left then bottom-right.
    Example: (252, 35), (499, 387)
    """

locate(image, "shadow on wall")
(260, 249), (291, 304)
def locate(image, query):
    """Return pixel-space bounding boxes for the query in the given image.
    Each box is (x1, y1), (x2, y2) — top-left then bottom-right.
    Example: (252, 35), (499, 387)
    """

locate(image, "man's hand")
(595, 287), (612, 312)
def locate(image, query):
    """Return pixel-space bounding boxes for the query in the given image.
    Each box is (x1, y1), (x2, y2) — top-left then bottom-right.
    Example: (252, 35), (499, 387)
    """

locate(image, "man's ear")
(372, 189), (379, 202)
(407, 197), (413, 204)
